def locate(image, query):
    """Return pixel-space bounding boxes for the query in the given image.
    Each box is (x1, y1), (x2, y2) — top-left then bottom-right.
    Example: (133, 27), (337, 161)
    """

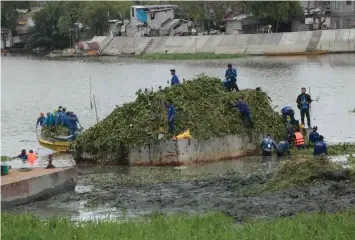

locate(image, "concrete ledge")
(1, 166), (77, 208)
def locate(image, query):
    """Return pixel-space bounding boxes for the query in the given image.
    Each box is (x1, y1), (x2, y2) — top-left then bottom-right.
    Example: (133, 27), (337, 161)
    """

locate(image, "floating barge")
(1, 166), (77, 208)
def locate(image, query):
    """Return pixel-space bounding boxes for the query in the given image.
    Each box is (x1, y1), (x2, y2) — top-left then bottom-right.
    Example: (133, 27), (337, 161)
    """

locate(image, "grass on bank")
(137, 52), (245, 60)
(2, 211), (355, 240)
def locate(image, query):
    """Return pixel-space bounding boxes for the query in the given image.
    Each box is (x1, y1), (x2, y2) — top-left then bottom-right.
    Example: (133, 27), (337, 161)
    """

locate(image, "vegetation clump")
(41, 126), (70, 139)
(243, 156), (351, 196)
(73, 75), (286, 163)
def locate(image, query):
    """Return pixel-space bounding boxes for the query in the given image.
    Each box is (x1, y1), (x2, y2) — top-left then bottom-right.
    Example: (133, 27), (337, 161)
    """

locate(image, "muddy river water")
(1, 54), (355, 220)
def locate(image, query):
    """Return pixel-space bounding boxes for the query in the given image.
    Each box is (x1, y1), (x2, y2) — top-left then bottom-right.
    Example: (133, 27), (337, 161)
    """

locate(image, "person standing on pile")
(296, 87), (312, 128)
(164, 101), (176, 133)
(260, 134), (277, 157)
(170, 69), (180, 86)
(313, 135), (327, 156)
(223, 64), (239, 91)
(233, 96), (253, 128)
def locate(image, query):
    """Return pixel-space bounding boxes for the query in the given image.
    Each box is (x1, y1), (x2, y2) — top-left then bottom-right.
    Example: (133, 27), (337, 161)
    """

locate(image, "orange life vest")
(294, 132), (305, 146)
(27, 152), (38, 162)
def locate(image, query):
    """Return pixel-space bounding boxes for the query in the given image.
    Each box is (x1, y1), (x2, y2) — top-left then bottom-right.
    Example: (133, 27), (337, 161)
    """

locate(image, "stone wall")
(97, 29), (355, 56)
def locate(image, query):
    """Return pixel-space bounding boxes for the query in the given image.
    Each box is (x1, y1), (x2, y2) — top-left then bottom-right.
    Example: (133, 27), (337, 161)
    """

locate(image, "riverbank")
(136, 52), (246, 60)
(97, 29), (355, 56)
(2, 211), (355, 240)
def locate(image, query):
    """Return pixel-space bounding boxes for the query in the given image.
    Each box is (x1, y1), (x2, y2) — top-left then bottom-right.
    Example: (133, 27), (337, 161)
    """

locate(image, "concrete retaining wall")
(129, 134), (257, 166)
(78, 134), (258, 166)
(1, 166), (77, 208)
(99, 29), (355, 56)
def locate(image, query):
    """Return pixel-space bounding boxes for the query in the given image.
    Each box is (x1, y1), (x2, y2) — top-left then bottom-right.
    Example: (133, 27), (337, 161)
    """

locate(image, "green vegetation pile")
(41, 126), (70, 138)
(243, 156), (351, 196)
(73, 75), (286, 162)
(3, 211), (355, 240)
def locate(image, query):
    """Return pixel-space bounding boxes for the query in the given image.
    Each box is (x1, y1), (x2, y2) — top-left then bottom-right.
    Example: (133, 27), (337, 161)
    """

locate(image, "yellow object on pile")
(176, 129), (192, 140)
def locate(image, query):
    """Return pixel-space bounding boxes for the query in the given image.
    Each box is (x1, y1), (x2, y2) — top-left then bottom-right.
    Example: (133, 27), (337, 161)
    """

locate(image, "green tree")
(242, 1), (303, 32)
(26, 2), (69, 50)
(1, 1), (30, 28)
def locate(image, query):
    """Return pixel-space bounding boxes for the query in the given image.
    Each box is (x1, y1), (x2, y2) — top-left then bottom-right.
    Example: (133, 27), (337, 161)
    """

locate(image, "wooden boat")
(37, 136), (72, 153)
(264, 50), (328, 56)
(36, 128), (73, 153)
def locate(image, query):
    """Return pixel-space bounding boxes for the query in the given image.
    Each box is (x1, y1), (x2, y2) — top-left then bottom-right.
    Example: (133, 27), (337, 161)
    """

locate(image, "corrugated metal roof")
(132, 5), (178, 9)
(225, 14), (252, 21)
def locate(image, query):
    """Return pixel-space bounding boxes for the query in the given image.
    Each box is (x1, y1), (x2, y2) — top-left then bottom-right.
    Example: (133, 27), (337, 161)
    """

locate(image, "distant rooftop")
(132, 5), (178, 9)
(147, 8), (174, 13)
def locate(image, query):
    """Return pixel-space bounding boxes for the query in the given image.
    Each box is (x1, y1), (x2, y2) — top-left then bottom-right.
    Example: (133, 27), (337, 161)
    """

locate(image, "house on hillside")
(330, 1), (355, 29)
(127, 5), (191, 37)
(224, 14), (264, 34)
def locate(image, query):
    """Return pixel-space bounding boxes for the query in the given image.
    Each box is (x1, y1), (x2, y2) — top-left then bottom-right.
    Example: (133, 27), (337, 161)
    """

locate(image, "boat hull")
(264, 51), (328, 56)
(38, 137), (71, 152)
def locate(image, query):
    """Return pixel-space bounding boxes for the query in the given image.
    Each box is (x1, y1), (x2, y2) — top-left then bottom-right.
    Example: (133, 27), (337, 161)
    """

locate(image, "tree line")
(1, 1), (304, 51)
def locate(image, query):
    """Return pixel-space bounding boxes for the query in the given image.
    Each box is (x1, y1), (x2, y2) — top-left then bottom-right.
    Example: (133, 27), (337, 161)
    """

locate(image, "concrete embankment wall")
(95, 29), (355, 56)
(1, 166), (77, 208)
(129, 134), (257, 166)
(79, 134), (258, 166)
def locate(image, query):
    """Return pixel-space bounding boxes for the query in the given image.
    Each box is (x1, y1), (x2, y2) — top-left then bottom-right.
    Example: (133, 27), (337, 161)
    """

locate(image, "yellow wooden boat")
(37, 137), (71, 153)
(36, 128), (72, 153)
(264, 50), (328, 56)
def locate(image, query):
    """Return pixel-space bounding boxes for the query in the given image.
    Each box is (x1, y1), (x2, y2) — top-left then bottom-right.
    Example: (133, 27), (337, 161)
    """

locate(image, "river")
(2, 54), (355, 156)
(2, 54), (355, 219)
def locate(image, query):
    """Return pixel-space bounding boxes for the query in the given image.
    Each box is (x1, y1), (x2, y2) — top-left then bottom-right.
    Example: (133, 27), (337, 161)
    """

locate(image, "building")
(1, 28), (13, 49)
(225, 14), (266, 34)
(128, 4), (188, 37)
(330, 1), (355, 29)
(296, 1), (331, 31)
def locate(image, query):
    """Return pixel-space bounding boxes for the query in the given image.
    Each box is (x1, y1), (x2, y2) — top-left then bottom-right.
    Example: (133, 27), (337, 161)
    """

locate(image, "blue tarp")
(137, 9), (147, 23)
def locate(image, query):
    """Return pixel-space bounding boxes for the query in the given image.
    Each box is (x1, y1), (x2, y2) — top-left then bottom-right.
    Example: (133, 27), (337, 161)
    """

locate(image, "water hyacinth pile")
(73, 75), (286, 162)
(41, 126), (70, 139)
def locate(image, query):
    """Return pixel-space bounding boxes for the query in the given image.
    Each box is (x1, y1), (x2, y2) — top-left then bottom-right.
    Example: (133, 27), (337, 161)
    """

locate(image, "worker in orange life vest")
(27, 150), (38, 166)
(294, 127), (306, 149)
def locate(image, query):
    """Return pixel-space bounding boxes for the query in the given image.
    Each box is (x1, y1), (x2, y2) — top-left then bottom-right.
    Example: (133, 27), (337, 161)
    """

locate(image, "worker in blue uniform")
(309, 126), (320, 144)
(313, 135), (327, 156)
(276, 137), (291, 157)
(233, 96), (252, 128)
(223, 64), (239, 91)
(164, 101), (176, 133)
(281, 105), (296, 124)
(170, 69), (180, 86)
(260, 134), (277, 157)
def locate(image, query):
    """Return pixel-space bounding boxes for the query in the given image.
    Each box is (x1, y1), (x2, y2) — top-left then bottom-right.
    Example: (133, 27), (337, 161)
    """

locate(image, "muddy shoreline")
(64, 165), (355, 222)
